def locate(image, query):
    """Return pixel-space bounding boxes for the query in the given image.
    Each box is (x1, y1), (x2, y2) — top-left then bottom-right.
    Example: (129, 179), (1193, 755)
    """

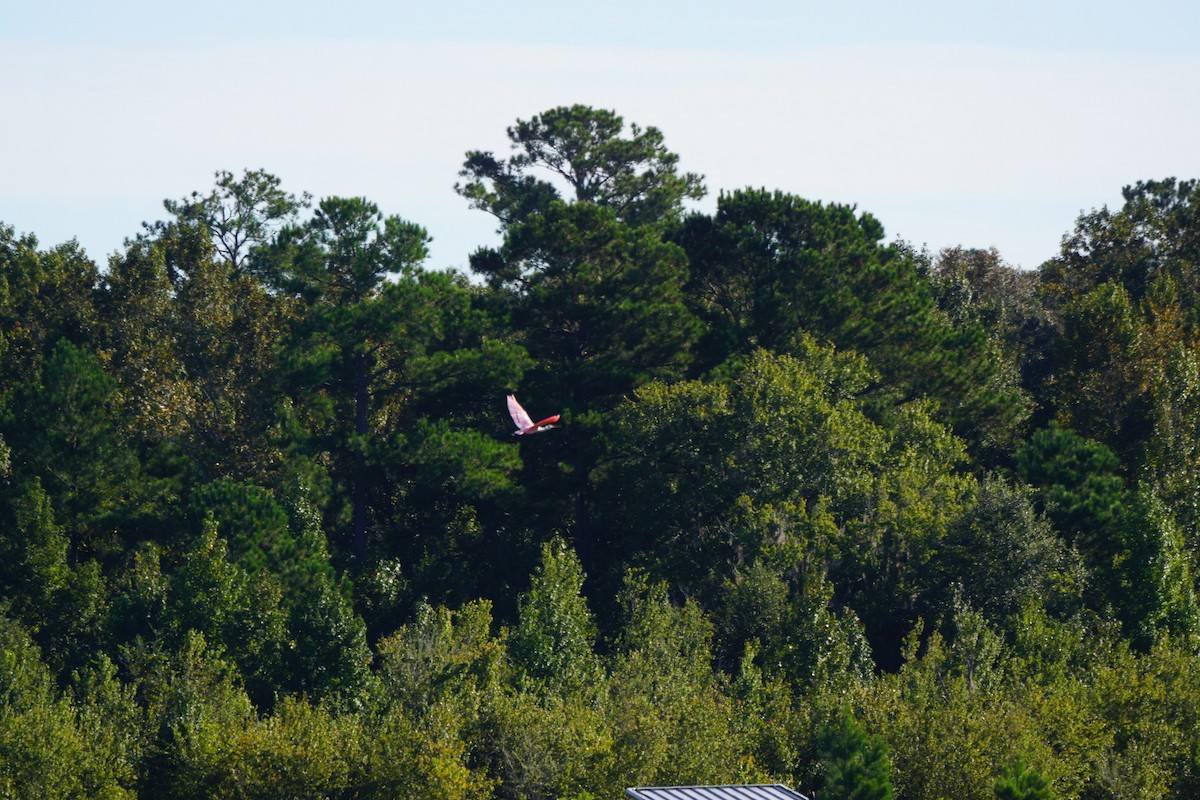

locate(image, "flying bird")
(507, 394), (560, 436)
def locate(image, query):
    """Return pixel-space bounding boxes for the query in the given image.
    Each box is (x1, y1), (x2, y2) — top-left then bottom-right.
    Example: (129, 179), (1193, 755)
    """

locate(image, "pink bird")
(507, 394), (560, 436)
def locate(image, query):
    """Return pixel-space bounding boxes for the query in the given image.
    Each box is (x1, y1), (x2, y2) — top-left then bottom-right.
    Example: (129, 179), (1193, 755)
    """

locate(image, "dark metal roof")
(626, 785), (810, 800)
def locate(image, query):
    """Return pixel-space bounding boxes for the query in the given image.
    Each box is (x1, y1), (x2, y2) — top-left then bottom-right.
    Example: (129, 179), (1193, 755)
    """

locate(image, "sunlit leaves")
(510, 539), (600, 694)
(457, 104), (704, 228)
(0, 613), (135, 799)
(680, 189), (1030, 457)
(163, 168), (311, 276)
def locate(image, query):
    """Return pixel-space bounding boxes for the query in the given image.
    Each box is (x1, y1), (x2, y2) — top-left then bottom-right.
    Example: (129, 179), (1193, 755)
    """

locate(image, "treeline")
(1, 105), (1199, 799)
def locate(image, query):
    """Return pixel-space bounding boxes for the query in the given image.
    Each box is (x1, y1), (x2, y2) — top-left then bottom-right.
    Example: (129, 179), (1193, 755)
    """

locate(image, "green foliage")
(457, 103), (705, 227)
(187, 478), (296, 575)
(131, 631), (254, 800)
(679, 188), (882, 355)
(1083, 637), (1200, 799)
(0, 612), (135, 799)
(460, 105), (705, 581)
(679, 188), (1030, 456)
(1050, 281), (1152, 456)
(717, 534), (874, 693)
(1117, 484), (1200, 650)
(510, 539), (600, 694)
(359, 703), (497, 800)
(929, 246), (1057, 401)
(0, 480), (109, 677)
(261, 194), (529, 571)
(217, 697), (360, 799)
(168, 520), (289, 709)
(942, 595), (1005, 697)
(264, 195), (434, 559)
(162, 167), (311, 275)
(1038, 179), (1200, 493)
(816, 705), (893, 800)
(862, 627), (1035, 800)
(595, 346), (885, 592)
(1016, 425), (1128, 557)
(927, 476), (1085, 622)
(4, 339), (147, 561)
(376, 599), (504, 717)
(379, 413), (526, 611)
(1041, 178), (1200, 309)
(1143, 344), (1200, 541)
(375, 603), (505, 798)
(605, 574), (756, 790)
(484, 200), (701, 407)
(487, 686), (612, 800)
(284, 564), (374, 708)
(994, 755), (1054, 800)
(168, 247), (295, 483)
(1, 481), (73, 628)
(182, 695), (491, 800)
(0, 225), (100, 398)
(596, 346), (972, 667)
(4, 132), (1200, 800)
(100, 228), (196, 443)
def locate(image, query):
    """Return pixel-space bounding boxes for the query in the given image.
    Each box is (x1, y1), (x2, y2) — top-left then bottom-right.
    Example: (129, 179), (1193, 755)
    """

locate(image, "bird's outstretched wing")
(507, 394), (535, 432)
(507, 394), (561, 435)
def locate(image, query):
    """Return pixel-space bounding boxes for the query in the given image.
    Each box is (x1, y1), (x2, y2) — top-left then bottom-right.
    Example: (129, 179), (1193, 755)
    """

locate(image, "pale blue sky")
(4, 2), (1199, 271)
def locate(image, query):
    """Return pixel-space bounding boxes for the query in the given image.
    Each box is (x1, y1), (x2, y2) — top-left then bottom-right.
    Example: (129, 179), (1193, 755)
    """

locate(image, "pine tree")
(816, 706), (893, 800)
(994, 755), (1054, 800)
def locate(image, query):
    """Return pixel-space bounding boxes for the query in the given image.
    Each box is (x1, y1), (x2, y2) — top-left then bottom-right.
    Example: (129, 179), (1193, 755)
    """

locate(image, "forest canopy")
(2, 105), (1200, 800)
